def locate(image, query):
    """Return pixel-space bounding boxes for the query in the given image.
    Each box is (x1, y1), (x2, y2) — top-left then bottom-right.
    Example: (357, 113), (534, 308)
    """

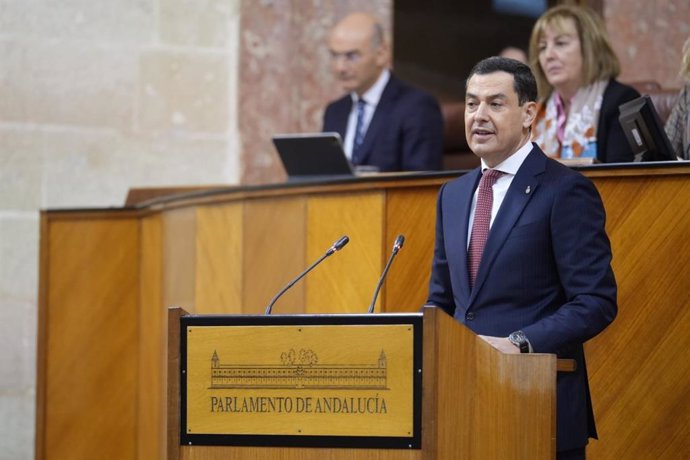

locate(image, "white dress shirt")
(467, 141), (534, 248)
(343, 69), (391, 159)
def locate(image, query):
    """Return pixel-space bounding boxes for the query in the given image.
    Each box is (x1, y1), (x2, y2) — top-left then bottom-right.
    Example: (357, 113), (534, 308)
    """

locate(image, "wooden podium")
(168, 306), (557, 459)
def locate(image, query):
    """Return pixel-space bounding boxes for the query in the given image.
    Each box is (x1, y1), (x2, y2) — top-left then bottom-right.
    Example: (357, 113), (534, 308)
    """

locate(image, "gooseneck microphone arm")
(368, 235), (405, 314)
(265, 235), (349, 315)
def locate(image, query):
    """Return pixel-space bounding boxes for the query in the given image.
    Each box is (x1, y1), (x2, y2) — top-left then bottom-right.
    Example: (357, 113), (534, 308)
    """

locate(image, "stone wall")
(0, 1), (242, 458)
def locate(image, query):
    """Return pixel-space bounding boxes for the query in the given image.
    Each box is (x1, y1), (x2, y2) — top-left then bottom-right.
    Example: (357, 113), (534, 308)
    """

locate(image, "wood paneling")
(585, 173), (690, 459)
(243, 197), (306, 314)
(42, 216), (140, 460)
(167, 307), (186, 460)
(306, 192), (384, 314)
(35, 215), (48, 460)
(384, 187), (440, 312)
(425, 307), (555, 459)
(138, 214), (166, 460)
(179, 446), (420, 460)
(195, 204), (243, 313)
(162, 208), (197, 312)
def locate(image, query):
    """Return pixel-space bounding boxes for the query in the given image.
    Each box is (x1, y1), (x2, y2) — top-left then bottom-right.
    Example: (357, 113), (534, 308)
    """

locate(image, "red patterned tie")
(468, 169), (504, 288)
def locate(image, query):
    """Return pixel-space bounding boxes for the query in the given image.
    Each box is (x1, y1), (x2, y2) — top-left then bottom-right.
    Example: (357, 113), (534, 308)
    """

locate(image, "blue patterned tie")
(352, 98), (367, 163)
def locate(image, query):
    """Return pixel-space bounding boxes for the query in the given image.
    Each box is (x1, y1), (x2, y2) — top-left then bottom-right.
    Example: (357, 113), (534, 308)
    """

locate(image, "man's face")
(464, 71), (536, 167)
(328, 26), (386, 96)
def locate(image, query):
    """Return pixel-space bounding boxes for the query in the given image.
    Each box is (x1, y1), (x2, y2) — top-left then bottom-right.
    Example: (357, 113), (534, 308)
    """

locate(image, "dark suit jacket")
(427, 145), (617, 451)
(322, 74), (444, 171)
(597, 79), (640, 163)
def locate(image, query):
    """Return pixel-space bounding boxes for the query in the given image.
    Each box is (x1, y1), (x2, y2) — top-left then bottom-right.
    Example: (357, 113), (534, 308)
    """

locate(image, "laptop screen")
(272, 132), (355, 179)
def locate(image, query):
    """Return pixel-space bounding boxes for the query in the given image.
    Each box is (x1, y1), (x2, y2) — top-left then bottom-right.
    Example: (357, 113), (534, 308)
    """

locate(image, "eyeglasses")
(329, 50), (361, 64)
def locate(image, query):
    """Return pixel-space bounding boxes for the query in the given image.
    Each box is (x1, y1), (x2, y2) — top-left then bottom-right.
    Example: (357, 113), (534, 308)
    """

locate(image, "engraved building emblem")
(210, 349), (388, 390)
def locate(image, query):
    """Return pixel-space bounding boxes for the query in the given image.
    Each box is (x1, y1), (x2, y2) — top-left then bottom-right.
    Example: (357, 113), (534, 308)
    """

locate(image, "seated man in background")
(322, 12), (444, 172)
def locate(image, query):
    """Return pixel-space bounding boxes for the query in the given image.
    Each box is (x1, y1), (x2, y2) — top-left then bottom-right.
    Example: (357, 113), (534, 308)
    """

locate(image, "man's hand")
(478, 335), (520, 354)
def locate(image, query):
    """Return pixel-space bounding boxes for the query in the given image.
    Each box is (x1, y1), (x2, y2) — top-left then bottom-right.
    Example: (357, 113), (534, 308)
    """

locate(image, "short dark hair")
(466, 56), (537, 105)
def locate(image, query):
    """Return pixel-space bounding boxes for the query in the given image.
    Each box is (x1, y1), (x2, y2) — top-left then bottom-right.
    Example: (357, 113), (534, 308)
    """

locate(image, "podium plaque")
(180, 314), (423, 448)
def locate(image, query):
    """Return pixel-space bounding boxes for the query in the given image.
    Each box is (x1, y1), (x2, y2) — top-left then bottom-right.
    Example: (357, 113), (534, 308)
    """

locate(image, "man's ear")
(375, 42), (390, 67)
(522, 101), (538, 129)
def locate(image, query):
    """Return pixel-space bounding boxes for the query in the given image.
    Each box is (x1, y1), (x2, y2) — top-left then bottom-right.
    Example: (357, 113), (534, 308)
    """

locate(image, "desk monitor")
(618, 95), (677, 162)
(272, 132), (355, 180)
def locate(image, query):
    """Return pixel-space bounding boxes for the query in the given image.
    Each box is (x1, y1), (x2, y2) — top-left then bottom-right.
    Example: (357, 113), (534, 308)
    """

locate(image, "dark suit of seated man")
(426, 57), (617, 459)
(322, 12), (444, 172)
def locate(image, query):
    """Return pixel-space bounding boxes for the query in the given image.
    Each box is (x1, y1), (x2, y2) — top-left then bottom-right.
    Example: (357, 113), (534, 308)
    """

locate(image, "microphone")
(265, 235), (349, 315)
(368, 235), (405, 314)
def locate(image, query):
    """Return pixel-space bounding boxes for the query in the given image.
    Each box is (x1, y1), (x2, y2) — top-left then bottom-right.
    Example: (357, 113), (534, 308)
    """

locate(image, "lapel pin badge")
(525, 185), (531, 194)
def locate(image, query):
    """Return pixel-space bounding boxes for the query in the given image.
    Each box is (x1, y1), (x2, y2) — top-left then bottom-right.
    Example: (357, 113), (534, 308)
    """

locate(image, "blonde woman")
(665, 38), (690, 160)
(529, 5), (640, 163)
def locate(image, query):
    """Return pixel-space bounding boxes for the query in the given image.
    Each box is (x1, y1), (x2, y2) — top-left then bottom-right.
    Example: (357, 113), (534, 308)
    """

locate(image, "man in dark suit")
(322, 12), (444, 172)
(426, 56), (617, 459)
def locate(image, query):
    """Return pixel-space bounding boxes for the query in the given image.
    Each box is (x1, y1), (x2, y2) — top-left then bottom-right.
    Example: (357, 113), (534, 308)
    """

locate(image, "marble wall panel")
(0, 0), (154, 43)
(137, 49), (230, 135)
(0, 39), (138, 130)
(36, 129), (234, 208)
(0, 215), (38, 302)
(606, 0), (690, 89)
(0, 390), (35, 460)
(0, 129), (44, 211)
(158, 0), (239, 47)
(1, 125), (237, 210)
(0, 298), (37, 390)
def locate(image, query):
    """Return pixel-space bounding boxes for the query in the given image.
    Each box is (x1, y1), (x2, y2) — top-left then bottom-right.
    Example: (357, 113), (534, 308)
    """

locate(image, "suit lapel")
(455, 169), (482, 305)
(469, 148), (546, 303)
(333, 98), (352, 141)
(355, 76), (398, 164)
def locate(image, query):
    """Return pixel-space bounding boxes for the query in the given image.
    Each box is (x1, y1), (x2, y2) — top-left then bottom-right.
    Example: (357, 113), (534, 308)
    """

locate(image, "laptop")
(272, 132), (355, 181)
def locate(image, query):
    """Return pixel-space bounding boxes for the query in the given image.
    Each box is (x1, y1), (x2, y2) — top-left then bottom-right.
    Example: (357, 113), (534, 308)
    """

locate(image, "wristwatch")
(508, 330), (530, 353)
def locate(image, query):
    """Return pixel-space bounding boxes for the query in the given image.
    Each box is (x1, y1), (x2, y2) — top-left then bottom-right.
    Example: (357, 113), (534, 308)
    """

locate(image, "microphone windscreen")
(334, 235), (349, 251)
(394, 234), (405, 250)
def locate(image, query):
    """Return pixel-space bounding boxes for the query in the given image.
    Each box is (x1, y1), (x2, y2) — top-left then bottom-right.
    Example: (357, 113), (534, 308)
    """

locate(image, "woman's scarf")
(532, 80), (609, 159)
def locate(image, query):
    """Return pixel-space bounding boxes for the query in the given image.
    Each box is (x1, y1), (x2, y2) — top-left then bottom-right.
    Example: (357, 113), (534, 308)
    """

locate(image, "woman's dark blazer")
(597, 79), (641, 163)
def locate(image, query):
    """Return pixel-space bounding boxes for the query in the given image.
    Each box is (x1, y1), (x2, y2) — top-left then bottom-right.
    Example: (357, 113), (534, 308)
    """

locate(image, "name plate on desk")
(180, 314), (423, 449)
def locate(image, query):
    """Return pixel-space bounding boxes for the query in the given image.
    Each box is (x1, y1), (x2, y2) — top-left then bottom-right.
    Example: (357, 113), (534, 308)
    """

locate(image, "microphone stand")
(368, 235), (405, 314)
(265, 236), (349, 315)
